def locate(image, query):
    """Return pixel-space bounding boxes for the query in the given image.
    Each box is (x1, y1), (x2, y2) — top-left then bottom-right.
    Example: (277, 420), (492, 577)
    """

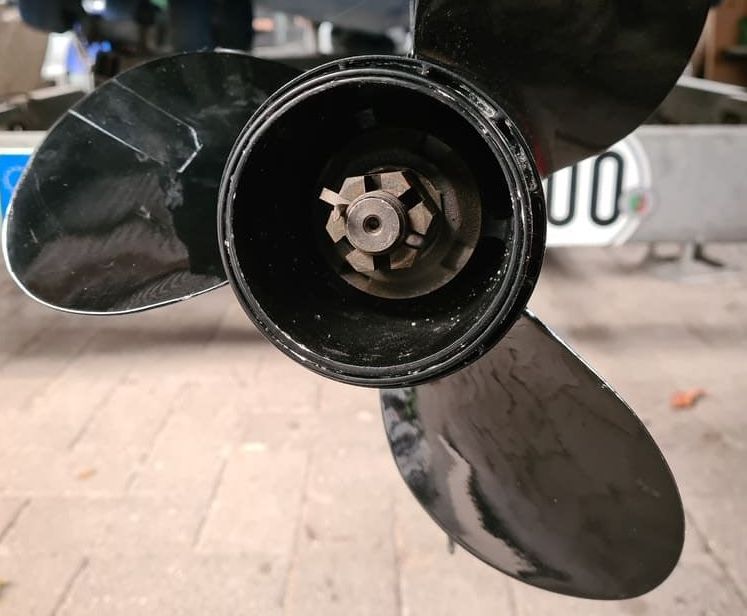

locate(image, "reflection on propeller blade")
(414, 0), (709, 173)
(381, 311), (684, 599)
(2, 52), (299, 314)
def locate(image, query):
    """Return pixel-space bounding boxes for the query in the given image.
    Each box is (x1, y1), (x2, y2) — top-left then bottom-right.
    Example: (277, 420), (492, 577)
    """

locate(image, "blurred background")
(1, 1), (747, 614)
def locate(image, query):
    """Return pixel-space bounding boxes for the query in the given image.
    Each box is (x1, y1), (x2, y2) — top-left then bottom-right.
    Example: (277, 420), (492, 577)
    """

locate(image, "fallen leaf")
(76, 468), (97, 481)
(671, 388), (706, 410)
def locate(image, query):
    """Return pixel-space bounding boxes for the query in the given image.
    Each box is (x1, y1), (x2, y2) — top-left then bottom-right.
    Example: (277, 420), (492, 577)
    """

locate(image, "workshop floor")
(0, 246), (746, 616)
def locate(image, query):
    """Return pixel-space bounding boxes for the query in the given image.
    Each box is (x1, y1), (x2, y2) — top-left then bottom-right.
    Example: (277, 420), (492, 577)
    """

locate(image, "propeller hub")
(219, 56), (546, 387)
(321, 170), (446, 285)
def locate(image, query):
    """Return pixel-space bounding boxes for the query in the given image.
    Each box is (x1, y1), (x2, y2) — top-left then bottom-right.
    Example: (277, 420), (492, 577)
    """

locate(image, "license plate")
(545, 136), (653, 247)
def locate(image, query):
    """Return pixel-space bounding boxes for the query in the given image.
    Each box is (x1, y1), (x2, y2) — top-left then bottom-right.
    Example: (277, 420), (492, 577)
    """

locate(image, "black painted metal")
(381, 311), (684, 599)
(413, 0), (710, 174)
(2, 52), (298, 314)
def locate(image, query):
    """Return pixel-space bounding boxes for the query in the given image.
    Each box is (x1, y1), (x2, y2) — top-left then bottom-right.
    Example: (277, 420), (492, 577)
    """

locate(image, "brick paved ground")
(1, 246), (745, 615)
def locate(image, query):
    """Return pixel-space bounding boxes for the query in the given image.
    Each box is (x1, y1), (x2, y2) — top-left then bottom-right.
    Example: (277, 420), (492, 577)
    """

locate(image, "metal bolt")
(320, 170), (439, 275)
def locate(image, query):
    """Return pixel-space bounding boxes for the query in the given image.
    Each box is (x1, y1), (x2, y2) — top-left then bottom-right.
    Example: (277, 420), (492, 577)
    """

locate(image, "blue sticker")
(0, 152), (32, 218)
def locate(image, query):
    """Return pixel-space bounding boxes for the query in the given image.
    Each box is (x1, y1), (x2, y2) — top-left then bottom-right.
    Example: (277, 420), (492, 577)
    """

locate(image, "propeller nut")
(320, 170), (439, 274)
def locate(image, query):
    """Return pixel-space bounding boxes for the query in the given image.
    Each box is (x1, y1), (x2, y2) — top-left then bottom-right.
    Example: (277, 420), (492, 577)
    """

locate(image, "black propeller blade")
(413, 0), (710, 173)
(382, 312), (684, 600)
(2, 52), (298, 314)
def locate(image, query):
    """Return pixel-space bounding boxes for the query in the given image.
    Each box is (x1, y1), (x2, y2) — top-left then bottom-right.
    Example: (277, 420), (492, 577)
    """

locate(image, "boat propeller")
(2, 0), (710, 600)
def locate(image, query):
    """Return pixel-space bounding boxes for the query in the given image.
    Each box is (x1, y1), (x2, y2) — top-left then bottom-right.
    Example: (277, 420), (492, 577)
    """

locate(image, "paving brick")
(313, 405), (390, 456)
(0, 285), (70, 367)
(3, 497), (203, 556)
(196, 449), (307, 557)
(2, 328), (150, 452)
(0, 498), (26, 540)
(0, 398), (94, 450)
(318, 380), (379, 417)
(0, 445), (135, 497)
(240, 413), (320, 453)
(128, 382), (245, 500)
(663, 422), (747, 596)
(286, 539), (398, 616)
(0, 357), (172, 453)
(57, 555), (286, 616)
(235, 407), (389, 456)
(0, 335), (131, 447)
(73, 378), (181, 455)
(0, 376), (46, 416)
(254, 353), (320, 415)
(0, 554), (84, 616)
(284, 450), (399, 616)
(0, 323), (101, 383)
